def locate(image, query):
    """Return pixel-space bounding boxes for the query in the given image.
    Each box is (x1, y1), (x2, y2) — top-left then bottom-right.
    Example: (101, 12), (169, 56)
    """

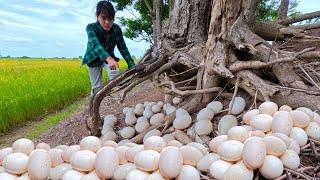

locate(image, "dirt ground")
(0, 81), (164, 148)
(34, 80), (164, 147)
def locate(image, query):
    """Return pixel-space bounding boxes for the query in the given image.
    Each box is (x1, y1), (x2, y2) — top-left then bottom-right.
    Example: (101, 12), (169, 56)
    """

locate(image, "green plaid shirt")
(82, 22), (135, 68)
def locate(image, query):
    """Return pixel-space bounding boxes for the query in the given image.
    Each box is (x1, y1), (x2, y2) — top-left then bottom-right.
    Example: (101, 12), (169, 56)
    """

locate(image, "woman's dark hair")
(96, 1), (115, 20)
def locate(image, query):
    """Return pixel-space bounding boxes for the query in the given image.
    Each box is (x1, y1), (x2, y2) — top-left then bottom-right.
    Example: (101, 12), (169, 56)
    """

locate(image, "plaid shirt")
(82, 22), (135, 68)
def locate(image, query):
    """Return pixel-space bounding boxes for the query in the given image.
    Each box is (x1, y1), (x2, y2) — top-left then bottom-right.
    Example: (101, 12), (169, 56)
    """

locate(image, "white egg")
(125, 108), (137, 125)
(223, 162), (254, 180)
(250, 114), (273, 132)
(103, 114), (117, 127)
(0, 147), (13, 166)
(126, 169), (149, 180)
(102, 140), (118, 148)
(95, 147), (119, 179)
(144, 136), (166, 152)
(186, 142), (208, 155)
(12, 138), (34, 155)
(173, 109), (192, 130)
(262, 136), (287, 157)
(259, 155), (283, 179)
(70, 150), (95, 172)
(218, 115), (237, 135)
(290, 127), (308, 147)
(196, 153), (219, 172)
(162, 134), (175, 144)
(49, 163), (72, 180)
(206, 101), (223, 113)
(113, 163), (136, 180)
(126, 145), (144, 163)
(0, 172), (18, 179)
(3, 153), (29, 175)
(115, 146), (129, 165)
(217, 140), (244, 162)
(180, 146), (203, 166)
(150, 113), (165, 125)
(296, 107), (314, 120)
(159, 147), (183, 179)
(209, 135), (228, 153)
(194, 120), (213, 136)
(172, 97), (182, 105)
(290, 110), (311, 128)
(177, 165), (200, 180)
(305, 122), (320, 140)
(230, 97), (246, 115)
(79, 136), (101, 153)
(61, 145), (80, 163)
(280, 150), (300, 170)
(28, 150), (51, 180)
(48, 148), (63, 167)
(36, 143), (50, 151)
(135, 117), (150, 133)
(196, 108), (214, 121)
(134, 103), (144, 116)
(227, 126), (249, 143)
(279, 105), (292, 111)
(134, 150), (160, 171)
(258, 101), (278, 116)
(242, 109), (259, 125)
(288, 139), (300, 154)
(209, 160), (233, 180)
(120, 127), (136, 139)
(151, 104), (161, 113)
(242, 138), (266, 169)
(61, 170), (84, 180)
(143, 130), (161, 143)
(167, 140), (183, 148)
(272, 111), (293, 136)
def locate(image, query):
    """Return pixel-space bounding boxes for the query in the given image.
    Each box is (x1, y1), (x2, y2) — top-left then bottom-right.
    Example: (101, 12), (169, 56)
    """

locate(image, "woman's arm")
(116, 27), (135, 69)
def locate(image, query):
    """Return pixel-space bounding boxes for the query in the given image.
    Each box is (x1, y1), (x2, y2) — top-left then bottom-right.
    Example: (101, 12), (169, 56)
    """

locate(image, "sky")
(0, 0), (318, 58)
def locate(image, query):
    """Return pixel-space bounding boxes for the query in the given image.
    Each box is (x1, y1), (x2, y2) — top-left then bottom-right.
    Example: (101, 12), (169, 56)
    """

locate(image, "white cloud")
(0, 35), (32, 43)
(55, 41), (65, 47)
(0, 19), (42, 31)
(0, 0), (150, 58)
(33, 0), (70, 7)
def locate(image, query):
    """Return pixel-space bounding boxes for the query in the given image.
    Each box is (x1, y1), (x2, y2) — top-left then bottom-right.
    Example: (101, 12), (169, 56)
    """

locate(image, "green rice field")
(0, 58), (128, 133)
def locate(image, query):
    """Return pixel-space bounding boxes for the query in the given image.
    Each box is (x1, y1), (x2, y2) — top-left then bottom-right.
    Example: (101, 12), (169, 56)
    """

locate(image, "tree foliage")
(257, 0), (300, 21)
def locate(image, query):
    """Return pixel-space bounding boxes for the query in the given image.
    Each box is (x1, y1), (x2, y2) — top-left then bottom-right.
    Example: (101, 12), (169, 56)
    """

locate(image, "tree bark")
(154, 0), (162, 48)
(279, 11), (320, 25)
(279, 0), (289, 20)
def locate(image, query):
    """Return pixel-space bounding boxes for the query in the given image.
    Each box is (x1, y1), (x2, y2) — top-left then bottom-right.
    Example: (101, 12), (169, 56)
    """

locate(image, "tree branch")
(159, 80), (221, 96)
(143, 0), (153, 14)
(279, 11), (320, 25)
(292, 23), (320, 30)
(279, 0), (289, 20)
(229, 48), (315, 72)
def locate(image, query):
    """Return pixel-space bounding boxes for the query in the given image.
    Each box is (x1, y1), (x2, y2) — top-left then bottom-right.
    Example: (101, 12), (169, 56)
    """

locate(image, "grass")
(26, 98), (86, 140)
(0, 58), (128, 133)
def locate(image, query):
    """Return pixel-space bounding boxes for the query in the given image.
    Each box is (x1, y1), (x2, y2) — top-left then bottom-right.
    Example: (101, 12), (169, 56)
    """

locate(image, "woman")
(82, 0), (135, 98)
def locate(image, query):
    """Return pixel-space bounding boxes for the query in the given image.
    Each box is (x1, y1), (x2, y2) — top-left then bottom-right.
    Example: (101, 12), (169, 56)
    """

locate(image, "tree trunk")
(88, 0), (320, 136)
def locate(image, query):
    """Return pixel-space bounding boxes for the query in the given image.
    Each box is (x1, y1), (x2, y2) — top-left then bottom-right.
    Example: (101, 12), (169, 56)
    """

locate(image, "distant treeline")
(0, 55), (140, 61)
(0, 56), (82, 60)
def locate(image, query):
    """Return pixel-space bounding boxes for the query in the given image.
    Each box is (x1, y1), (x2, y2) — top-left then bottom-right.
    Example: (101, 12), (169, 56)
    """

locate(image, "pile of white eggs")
(101, 100), (175, 143)
(0, 98), (319, 180)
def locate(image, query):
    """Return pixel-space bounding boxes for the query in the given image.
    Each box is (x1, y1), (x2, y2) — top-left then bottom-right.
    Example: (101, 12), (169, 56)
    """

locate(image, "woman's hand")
(106, 57), (118, 70)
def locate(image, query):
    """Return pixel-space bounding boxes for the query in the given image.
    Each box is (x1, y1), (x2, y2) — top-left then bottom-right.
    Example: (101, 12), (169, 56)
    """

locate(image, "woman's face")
(97, 13), (114, 31)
